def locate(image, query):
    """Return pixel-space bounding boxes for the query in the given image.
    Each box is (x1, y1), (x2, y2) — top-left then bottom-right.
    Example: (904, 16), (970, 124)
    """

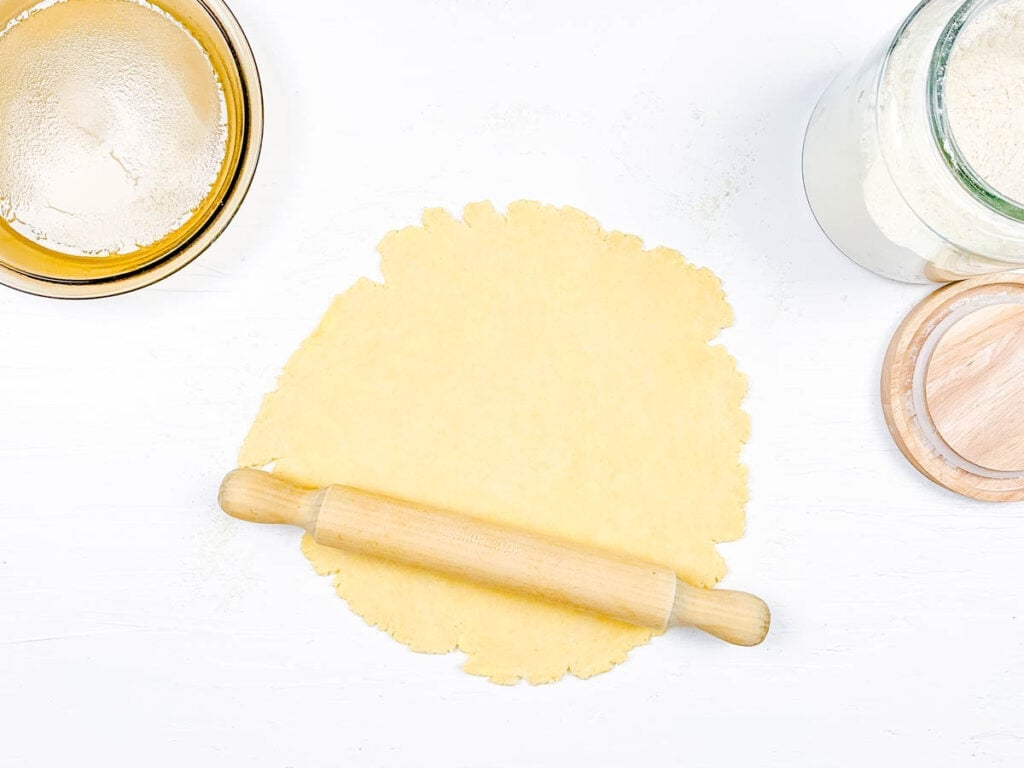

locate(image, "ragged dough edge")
(300, 533), (649, 686)
(239, 200), (749, 685)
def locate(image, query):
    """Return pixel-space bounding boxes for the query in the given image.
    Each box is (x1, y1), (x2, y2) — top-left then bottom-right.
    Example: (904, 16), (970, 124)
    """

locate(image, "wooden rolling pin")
(219, 469), (770, 646)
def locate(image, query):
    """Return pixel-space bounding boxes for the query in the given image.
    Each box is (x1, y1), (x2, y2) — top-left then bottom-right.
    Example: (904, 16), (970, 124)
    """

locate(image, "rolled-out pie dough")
(239, 201), (749, 684)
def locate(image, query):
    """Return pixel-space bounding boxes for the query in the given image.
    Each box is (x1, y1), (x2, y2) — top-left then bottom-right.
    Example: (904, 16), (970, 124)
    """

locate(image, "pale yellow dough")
(240, 201), (749, 684)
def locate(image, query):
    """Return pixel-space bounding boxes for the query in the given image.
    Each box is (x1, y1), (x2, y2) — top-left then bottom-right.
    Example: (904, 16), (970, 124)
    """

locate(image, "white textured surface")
(1, 0), (1022, 765)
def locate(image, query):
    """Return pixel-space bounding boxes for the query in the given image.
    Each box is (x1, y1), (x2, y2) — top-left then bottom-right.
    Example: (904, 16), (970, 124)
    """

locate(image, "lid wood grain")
(882, 273), (1024, 501)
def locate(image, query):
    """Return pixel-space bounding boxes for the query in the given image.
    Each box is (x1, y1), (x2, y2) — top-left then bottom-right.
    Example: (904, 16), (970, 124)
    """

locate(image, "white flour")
(946, 0), (1024, 205)
(0, 0), (228, 256)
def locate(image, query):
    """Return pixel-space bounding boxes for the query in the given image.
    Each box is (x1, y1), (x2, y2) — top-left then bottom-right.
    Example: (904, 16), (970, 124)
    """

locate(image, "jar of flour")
(804, 0), (1024, 282)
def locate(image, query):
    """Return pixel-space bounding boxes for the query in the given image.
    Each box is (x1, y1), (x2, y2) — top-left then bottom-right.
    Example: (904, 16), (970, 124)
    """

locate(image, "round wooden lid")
(882, 273), (1024, 502)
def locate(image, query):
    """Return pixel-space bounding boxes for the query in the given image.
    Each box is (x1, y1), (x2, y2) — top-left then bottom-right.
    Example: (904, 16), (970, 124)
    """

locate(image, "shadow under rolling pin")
(219, 468), (770, 647)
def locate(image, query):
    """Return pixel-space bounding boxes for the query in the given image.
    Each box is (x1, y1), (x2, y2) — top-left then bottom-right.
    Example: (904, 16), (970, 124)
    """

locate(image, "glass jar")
(0, 0), (263, 298)
(804, 0), (1024, 283)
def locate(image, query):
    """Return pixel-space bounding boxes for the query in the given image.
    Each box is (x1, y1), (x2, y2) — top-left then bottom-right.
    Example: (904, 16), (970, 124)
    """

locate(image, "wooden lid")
(882, 273), (1024, 502)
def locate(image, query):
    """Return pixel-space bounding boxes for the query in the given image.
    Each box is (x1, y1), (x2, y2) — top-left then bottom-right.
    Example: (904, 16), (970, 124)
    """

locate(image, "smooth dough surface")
(240, 201), (749, 684)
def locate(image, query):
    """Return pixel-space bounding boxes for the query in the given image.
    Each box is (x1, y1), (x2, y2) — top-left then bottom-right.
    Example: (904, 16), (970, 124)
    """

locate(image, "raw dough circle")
(240, 201), (749, 684)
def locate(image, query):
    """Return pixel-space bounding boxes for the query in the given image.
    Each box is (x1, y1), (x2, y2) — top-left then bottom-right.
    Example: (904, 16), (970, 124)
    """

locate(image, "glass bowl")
(0, 0), (263, 298)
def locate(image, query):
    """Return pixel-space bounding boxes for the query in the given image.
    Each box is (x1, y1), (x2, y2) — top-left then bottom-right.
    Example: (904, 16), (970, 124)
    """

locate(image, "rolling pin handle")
(218, 468), (322, 532)
(670, 580), (771, 647)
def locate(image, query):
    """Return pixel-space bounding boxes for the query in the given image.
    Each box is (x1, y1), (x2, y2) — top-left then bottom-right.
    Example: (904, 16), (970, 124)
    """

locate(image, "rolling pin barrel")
(219, 468), (769, 647)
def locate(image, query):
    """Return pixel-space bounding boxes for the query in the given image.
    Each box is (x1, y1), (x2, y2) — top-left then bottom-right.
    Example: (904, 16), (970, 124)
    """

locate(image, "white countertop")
(3, 0), (1022, 765)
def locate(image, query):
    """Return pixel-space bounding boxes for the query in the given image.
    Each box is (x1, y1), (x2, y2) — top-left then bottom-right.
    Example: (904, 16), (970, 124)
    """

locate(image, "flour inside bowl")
(0, 0), (228, 256)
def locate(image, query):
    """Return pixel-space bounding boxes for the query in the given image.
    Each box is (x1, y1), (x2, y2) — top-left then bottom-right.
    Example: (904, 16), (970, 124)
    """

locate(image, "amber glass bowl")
(0, 0), (263, 298)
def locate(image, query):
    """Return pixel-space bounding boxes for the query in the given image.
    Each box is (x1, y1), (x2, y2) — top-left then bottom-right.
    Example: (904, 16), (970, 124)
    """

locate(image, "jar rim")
(927, 0), (1024, 222)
